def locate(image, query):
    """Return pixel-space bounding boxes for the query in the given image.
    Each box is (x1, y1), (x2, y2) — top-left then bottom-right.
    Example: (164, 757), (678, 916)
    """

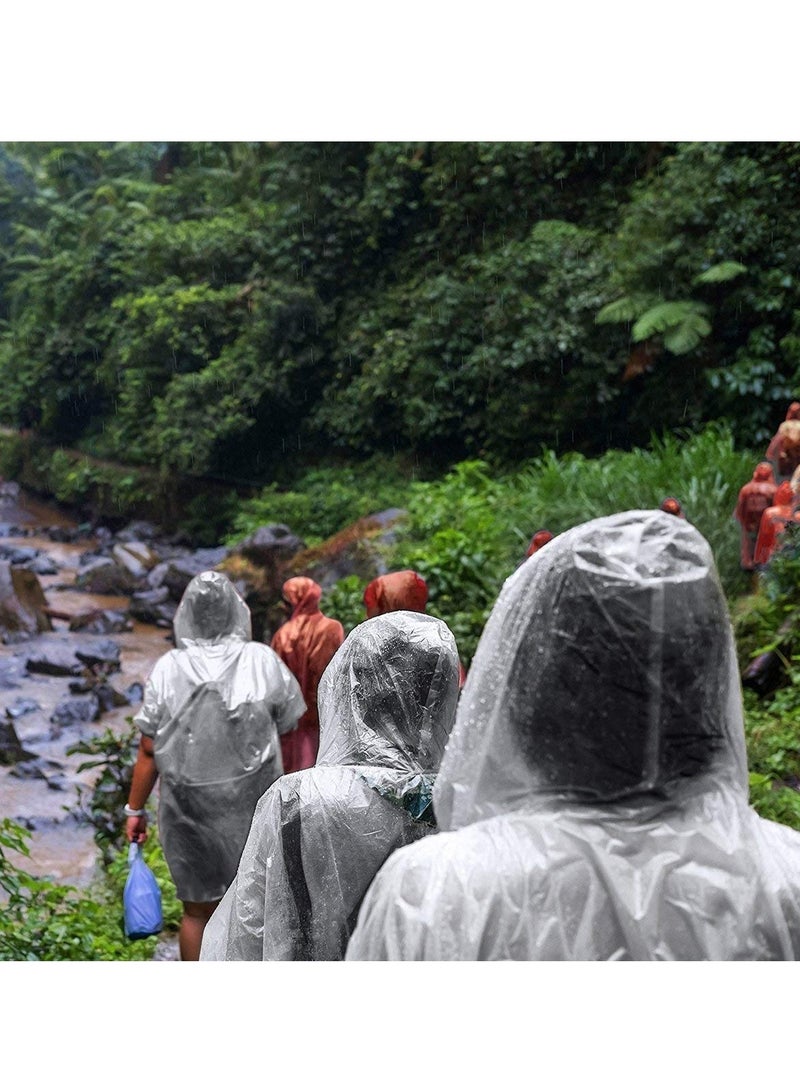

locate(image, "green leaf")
(595, 296), (641, 324)
(693, 261), (747, 285)
(632, 301), (711, 351)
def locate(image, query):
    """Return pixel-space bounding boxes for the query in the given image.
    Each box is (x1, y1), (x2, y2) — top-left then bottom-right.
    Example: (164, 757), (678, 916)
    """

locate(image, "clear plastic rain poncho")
(134, 571), (306, 903)
(199, 611), (460, 960)
(346, 511), (800, 961)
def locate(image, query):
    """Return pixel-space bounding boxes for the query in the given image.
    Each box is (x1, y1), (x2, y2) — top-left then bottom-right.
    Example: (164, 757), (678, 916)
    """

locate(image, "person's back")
(200, 610), (460, 961)
(347, 511), (800, 961)
(271, 576), (344, 772)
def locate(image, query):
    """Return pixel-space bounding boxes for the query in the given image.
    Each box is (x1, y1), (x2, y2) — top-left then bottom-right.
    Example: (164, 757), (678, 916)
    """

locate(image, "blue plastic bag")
(123, 842), (163, 940)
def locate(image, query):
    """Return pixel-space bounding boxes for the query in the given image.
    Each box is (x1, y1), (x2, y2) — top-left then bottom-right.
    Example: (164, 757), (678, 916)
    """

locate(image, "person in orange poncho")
(766, 402), (800, 480)
(526, 530), (554, 557)
(753, 481), (798, 567)
(659, 497), (687, 519)
(271, 577), (344, 774)
(363, 570), (429, 617)
(734, 463), (777, 570)
(363, 570), (467, 687)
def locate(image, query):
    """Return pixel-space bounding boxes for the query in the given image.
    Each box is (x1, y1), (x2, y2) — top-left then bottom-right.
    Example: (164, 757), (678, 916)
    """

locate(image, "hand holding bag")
(123, 842), (163, 940)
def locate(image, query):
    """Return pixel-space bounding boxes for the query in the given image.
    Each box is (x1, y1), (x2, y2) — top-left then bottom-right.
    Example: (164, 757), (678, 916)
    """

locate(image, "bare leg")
(180, 899), (220, 961)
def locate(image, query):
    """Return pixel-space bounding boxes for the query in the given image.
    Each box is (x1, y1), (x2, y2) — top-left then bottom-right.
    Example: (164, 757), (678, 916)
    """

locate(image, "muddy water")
(0, 490), (169, 888)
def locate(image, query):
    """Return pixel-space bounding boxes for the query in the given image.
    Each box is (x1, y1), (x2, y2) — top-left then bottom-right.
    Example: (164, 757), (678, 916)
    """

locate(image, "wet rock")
(0, 656), (27, 689)
(116, 520), (162, 544)
(129, 588), (176, 626)
(5, 697), (40, 718)
(50, 695), (101, 727)
(95, 683), (130, 712)
(93, 525), (114, 545)
(236, 524), (305, 567)
(125, 681), (144, 704)
(75, 556), (138, 594)
(68, 609), (133, 635)
(22, 553), (60, 576)
(74, 638), (121, 671)
(9, 757), (66, 789)
(0, 523), (28, 537)
(161, 550), (229, 600)
(44, 525), (83, 543)
(0, 561), (53, 641)
(0, 544), (39, 564)
(145, 561), (170, 591)
(0, 714), (38, 764)
(26, 642), (84, 676)
(112, 542), (157, 580)
(287, 510), (409, 591)
(0, 481), (21, 501)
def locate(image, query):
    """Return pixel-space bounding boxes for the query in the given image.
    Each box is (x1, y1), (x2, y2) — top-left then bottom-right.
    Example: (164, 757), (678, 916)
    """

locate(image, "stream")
(0, 487), (168, 889)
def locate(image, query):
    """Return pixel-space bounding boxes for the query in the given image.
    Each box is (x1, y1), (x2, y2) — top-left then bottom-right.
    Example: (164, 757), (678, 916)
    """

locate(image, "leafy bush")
(226, 455), (415, 546)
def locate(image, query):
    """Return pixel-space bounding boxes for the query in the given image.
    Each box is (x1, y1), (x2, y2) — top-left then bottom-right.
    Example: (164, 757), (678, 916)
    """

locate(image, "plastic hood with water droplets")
(346, 511), (800, 960)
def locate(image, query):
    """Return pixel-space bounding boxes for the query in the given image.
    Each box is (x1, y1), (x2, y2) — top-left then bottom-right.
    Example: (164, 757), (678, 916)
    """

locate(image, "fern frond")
(632, 301), (709, 342)
(693, 261), (747, 285)
(595, 296), (642, 324)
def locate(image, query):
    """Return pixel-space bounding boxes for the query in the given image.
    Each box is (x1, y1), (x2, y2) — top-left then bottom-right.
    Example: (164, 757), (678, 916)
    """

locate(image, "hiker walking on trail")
(734, 463), (777, 570)
(346, 510), (800, 961)
(124, 570), (305, 961)
(270, 576), (344, 774)
(200, 611), (460, 961)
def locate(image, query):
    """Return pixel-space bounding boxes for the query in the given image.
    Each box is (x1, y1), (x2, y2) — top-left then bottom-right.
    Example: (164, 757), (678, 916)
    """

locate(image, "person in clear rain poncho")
(199, 611), (460, 961)
(346, 510), (800, 961)
(124, 570), (305, 960)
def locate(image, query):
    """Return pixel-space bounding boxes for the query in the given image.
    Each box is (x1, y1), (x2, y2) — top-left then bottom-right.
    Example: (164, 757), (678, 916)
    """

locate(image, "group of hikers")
(734, 400), (800, 572)
(122, 405), (800, 962)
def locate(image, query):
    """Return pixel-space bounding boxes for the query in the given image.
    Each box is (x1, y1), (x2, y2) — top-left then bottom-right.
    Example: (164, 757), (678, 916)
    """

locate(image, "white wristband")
(124, 804), (146, 817)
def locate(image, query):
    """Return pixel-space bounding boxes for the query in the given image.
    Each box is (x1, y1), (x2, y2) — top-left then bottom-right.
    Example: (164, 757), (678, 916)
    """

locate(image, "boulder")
(0, 545), (38, 564)
(23, 553), (60, 576)
(68, 609), (133, 635)
(287, 509), (409, 591)
(74, 638), (121, 671)
(5, 697), (40, 718)
(26, 641), (84, 676)
(0, 714), (37, 764)
(161, 548), (230, 600)
(0, 656), (26, 689)
(112, 541), (158, 580)
(116, 520), (162, 543)
(49, 695), (100, 727)
(235, 524), (305, 568)
(129, 587), (176, 626)
(0, 561), (53, 641)
(74, 556), (138, 595)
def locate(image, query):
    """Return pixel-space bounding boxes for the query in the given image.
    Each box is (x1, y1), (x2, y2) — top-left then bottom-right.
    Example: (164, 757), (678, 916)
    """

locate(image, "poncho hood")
(434, 510), (748, 830)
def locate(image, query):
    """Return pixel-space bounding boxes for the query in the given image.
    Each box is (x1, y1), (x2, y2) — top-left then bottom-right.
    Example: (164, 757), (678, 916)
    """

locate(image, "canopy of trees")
(0, 141), (798, 480)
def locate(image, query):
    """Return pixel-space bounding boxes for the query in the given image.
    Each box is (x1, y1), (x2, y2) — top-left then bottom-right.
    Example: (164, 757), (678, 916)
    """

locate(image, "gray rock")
(161, 551), (228, 600)
(0, 561), (53, 641)
(236, 524), (305, 567)
(26, 642), (84, 676)
(74, 638), (121, 670)
(0, 714), (38, 764)
(68, 609), (133, 635)
(0, 545), (38, 564)
(23, 553), (60, 576)
(5, 697), (40, 718)
(50, 695), (100, 727)
(111, 542), (153, 580)
(125, 681), (144, 704)
(75, 556), (138, 595)
(116, 520), (161, 543)
(0, 656), (26, 689)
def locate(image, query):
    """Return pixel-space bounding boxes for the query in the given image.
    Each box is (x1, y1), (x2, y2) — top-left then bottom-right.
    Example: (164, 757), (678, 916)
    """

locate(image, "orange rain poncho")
(753, 481), (797, 566)
(659, 497), (686, 519)
(526, 530), (554, 557)
(734, 463), (778, 570)
(271, 577), (344, 774)
(363, 571), (428, 618)
(766, 402), (800, 479)
(364, 570), (467, 687)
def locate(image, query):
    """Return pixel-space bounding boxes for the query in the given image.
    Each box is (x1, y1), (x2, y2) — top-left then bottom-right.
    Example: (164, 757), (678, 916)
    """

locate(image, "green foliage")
(631, 301), (711, 355)
(226, 455), (414, 547)
(68, 725), (138, 866)
(693, 261), (748, 285)
(320, 575), (367, 635)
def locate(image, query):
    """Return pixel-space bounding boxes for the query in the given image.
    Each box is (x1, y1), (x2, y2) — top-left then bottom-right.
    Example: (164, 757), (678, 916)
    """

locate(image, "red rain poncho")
(526, 530), (554, 557)
(364, 570), (468, 687)
(363, 571), (429, 618)
(734, 463), (778, 570)
(763, 403), (794, 480)
(271, 577), (344, 773)
(659, 497), (686, 519)
(753, 481), (797, 566)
